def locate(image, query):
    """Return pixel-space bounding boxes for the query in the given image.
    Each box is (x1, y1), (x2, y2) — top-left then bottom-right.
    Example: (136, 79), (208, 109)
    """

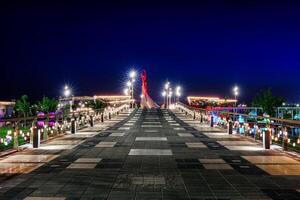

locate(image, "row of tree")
(12, 88), (284, 118)
(13, 95), (108, 119)
(14, 95), (58, 118)
(251, 88), (285, 117)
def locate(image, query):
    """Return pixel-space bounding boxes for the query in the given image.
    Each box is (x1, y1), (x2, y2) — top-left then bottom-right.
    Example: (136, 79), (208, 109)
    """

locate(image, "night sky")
(1, 0), (300, 103)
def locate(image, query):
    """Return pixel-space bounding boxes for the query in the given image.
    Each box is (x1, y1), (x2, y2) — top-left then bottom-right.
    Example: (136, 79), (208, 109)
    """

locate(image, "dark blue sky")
(1, 0), (300, 103)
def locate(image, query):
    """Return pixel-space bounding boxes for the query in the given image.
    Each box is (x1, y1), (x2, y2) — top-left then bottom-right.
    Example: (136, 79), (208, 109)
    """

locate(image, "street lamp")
(233, 86), (239, 107)
(128, 70), (136, 108)
(176, 86), (181, 103)
(162, 91), (166, 108)
(63, 85), (72, 112)
(129, 70), (136, 79)
(168, 89), (173, 106)
(64, 85), (71, 98)
(164, 82), (170, 108)
(124, 88), (129, 95)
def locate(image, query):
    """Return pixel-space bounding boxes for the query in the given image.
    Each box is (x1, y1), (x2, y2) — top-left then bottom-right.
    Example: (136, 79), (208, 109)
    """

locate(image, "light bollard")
(228, 120), (233, 134)
(193, 112), (196, 120)
(244, 124), (249, 136)
(210, 115), (214, 127)
(13, 126), (19, 149)
(90, 115), (94, 127)
(71, 118), (76, 134)
(101, 113), (104, 122)
(200, 114), (203, 123)
(109, 112), (111, 120)
(32, 126), (41, 148)
(283, 131), (288, 151)
(43, 123), (48, 141)
(263, 129), (271, 149)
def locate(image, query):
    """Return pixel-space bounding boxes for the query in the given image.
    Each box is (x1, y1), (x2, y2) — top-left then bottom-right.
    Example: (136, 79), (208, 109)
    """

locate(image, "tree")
(89, 100), (107, 113)
(37, 96), (58, 113)
(252, 88), (284, 116)
(14, 95), (31, 118)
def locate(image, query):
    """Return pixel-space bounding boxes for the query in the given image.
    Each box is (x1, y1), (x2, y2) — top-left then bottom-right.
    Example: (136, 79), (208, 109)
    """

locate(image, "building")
(0, 101), (15, 118)
(187, 96), (237, 108)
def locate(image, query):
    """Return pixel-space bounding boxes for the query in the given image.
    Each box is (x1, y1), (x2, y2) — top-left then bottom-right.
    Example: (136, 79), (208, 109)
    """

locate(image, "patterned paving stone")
(0, 108), (299, 200)
(242, 155), (300, 164)
(199, 159), (226, 164)
(135, 137), (167, 141)
(141, 125), (163, 128)
(177, 133), (194, 137)
(203, 163), (233, 170)
(109, 132), (125, 137)
(128, 149), (173, 156)
(95, 141), (117, 147)
(67, 163), (98, 169)
(74, 158), (102, 163)
(0, 154), (59, 163)
(186, 142), (206, 148)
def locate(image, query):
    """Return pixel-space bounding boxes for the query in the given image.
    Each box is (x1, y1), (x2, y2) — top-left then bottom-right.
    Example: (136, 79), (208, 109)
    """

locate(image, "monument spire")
(140, 70), (158, 109)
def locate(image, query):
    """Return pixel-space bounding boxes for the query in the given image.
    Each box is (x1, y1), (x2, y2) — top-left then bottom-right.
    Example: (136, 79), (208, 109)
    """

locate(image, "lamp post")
(233, 86), (239, 107)
(63, 85), (72, 112)
(164, 82), (170, 108)
(176, 86), (181, 103)
(162, 91), (166, 108)
(128, 70), (136, 108)
(168, 88), (173, 106)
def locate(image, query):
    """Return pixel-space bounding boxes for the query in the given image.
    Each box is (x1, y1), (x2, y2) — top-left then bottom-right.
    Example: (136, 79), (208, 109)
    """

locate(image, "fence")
(0, 104), (130, 151)
(175, 102), (300, 152)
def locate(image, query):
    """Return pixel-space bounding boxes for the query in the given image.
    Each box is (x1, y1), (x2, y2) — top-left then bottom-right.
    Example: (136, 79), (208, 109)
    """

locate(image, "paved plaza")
(0, 109), (300, 199)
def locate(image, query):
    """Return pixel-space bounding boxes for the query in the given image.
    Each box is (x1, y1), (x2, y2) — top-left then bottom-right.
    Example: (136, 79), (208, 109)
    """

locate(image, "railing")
(175, 102), (300, 152)
(0, 104), (130, 151)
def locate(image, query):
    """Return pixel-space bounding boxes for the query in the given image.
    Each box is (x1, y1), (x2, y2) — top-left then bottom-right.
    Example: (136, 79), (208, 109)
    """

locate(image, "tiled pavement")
(0, 109), (300, 199)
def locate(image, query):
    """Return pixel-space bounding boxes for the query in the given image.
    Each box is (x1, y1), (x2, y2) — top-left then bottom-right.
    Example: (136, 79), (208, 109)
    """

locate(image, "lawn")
(0, 127), (29, 151)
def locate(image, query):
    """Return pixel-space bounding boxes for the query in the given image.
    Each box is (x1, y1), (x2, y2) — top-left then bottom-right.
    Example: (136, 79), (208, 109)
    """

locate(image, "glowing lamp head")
(127, 81), (132, 87)
(176, 86), (181, 97)
(165, 82), (170, 90)
(162, 91), (166, 97)
(124, 88), (129, 95)
(233, 86), (239, 96)
(129, 70), (136, 79)
(64, 89), (71, 97)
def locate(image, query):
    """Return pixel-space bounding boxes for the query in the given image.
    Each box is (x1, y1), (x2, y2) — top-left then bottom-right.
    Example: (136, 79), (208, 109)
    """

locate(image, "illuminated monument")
(140, 70), (159, 109)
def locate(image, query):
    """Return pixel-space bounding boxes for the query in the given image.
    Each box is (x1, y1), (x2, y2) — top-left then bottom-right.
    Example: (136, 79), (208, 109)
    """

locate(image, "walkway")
(0, 109), (299, 199)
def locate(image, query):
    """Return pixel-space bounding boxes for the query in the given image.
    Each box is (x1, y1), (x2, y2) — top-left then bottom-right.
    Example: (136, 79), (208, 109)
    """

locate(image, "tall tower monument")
(140, 70), (158, 109)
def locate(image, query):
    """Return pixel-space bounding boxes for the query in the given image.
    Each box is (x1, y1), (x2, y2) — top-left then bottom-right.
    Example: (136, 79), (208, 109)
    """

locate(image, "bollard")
(13, 128), (19, 149)
(101, 113), (104, 123)
(58, 124), (62, 135)
(263, 129), (271, 149)
(193, 112), (196, 120)
(43, 123), (48, 141)
(109, 112), (111, 119)
(210, 116), (214, 127)
(185, 111), (187, 115)
(200, 114), (203, 123)
(244, 124), (249, 136)
(283, 135), (288, 151)
(228, 121), (233, 134)
(71, 118), (76, 134)
(32, 126), (41, 148)
(90, 115), (94, 127)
